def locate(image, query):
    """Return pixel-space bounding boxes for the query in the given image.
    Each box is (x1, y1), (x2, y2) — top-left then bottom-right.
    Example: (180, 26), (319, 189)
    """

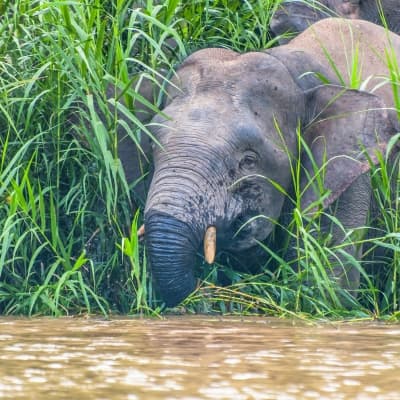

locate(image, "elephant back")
(288, 18), (400, 108)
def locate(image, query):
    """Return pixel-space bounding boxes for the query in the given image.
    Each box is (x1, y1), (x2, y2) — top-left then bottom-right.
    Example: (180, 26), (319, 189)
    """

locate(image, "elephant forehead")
(156, 94), (284, 137)
(175, 50), (299, 99)
(152, 101), (293, 167)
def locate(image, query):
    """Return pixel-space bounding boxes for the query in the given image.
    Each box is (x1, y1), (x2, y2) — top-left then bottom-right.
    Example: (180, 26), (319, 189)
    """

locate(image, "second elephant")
(270, 0), (400, 43)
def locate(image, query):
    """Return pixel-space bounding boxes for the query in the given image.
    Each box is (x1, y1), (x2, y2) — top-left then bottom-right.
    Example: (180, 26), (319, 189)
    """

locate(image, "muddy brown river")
(0, 316), (399, 399)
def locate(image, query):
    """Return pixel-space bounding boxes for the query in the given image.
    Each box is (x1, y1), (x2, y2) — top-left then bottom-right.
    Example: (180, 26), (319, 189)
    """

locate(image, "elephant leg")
(364, 154), (399, 274)
(282, 173), (371, 292)
(317, 173), (372, 291)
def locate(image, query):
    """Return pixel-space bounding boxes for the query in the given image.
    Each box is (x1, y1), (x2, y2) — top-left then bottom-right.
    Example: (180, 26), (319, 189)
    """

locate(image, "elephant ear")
(68, 72), (170, 206)
(112, 74), (166, 203)
(109, 80), (152, 204)
(300, 84), (396, 211)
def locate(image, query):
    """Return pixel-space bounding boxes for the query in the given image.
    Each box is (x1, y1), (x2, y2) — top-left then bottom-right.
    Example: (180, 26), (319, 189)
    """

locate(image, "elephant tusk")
(137, 224), (145, 237)
(204, 226), (216, 264)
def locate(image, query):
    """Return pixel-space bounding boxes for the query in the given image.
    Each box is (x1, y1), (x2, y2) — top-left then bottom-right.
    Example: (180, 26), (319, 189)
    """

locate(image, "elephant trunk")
(145, 210), (202, 307)
(144, 142), (229, 306)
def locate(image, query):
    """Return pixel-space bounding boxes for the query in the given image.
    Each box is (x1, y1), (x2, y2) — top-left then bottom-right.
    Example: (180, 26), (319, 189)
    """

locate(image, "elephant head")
(142, 19), (397, 306)
(271, 0), (400, 43)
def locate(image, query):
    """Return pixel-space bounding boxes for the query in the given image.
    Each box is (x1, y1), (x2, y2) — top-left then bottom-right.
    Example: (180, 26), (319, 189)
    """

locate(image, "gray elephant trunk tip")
(145, 210), (200, 307)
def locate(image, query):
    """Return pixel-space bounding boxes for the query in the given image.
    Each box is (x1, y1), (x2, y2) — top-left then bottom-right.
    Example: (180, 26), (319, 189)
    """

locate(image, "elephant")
(124, 18), (400, 307)
(270, 0), (400, 43)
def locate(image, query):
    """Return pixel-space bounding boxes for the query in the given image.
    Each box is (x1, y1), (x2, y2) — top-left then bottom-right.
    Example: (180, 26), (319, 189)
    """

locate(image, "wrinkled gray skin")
(271, 0), (400, 43)
(129, 19), (399, 307)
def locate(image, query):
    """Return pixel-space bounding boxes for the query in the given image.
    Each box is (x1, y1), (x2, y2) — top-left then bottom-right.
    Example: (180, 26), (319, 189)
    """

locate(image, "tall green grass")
(0, 0), (279, 316)
(0, 0), (399, 318)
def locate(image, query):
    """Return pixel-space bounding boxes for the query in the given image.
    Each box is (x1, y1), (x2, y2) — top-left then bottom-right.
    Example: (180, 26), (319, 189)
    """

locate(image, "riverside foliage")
(0, 0), (399, 318)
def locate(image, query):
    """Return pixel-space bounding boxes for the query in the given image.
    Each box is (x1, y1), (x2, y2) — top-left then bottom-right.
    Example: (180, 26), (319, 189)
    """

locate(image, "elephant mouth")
(224, 212), (273, 252)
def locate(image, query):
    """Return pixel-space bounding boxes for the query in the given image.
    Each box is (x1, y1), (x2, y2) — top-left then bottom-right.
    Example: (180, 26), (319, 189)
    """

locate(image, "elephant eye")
(239, 151), (258, 171)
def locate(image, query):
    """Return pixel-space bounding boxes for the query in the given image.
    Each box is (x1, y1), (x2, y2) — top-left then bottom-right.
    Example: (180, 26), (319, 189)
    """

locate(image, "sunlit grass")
(0, 0), (278, 316)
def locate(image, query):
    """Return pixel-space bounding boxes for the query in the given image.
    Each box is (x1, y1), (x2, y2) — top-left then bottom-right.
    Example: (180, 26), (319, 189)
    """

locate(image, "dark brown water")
(0, 316), (399, 399)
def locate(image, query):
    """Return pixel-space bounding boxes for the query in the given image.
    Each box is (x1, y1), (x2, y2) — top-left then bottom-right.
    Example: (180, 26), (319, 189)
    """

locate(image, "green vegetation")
(0, 0), (399, 319)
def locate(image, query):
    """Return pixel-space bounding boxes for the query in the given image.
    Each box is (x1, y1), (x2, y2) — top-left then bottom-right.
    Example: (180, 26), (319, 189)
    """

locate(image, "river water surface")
(0, 316), (399, 399)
